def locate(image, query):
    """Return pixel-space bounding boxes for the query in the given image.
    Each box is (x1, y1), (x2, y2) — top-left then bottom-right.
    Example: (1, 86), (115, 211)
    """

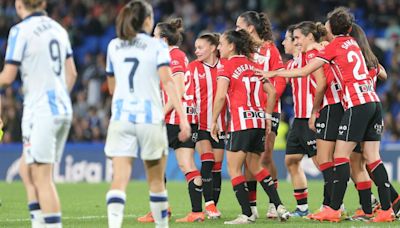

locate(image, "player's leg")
(20, 153), (43, 228)
(139, 123), (170, 228)
(316, 140), (335, 208)
(196, 130), (220, 218)
(104, 121), (138, 228)
(175, 147), (204, 222)
(210, 131), (225, 206)
(350, 148), (374, 219)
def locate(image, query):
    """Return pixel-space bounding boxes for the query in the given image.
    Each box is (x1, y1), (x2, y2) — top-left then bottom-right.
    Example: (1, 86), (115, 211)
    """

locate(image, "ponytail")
(239, 11), (273, 41)
(116, 0), (153, 40)
(156, 17), (184, 46)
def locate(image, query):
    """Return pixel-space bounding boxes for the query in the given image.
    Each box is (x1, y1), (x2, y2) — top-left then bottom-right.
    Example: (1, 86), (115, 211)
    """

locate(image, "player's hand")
(178, 119), (191, 142)
(266, 119), (272, 135)
(255, 69), (277, 83)
(210, 122), (220, 143)
(309, 113), (317, 132)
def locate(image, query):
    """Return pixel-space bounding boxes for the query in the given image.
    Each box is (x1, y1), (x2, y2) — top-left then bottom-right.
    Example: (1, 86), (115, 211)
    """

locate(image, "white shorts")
(104, 121), (168, 160)
(23, 115), (72, 164)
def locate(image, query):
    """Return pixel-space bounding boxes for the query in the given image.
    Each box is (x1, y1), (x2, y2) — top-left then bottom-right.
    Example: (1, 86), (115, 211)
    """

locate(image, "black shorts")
(167, 124), (198, 150)
(286, 118), (317, 157)
(271, 112), (281, 136)
(315, 103), (344, 141)
(197, 130), (225, 149)
(337, 102), (383, 142)
(353, 143), (362, 153)
(226, 129), (265, 153)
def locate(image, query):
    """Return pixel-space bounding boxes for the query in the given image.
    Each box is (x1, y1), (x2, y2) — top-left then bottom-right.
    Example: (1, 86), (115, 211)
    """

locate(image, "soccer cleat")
(290, 207), (309, 217)
(312, 206), (341, 222)
(372, 209), (395, 222)
(352, 207), (365, 217)
(340, 204), (348, 219)
(276, 205), (290, 221)
(372, 197), (381, 213)
(137, 207), (172, 223)
(391, 195), (400, 217)
(224, 214), (255, 225)
(306, 205), (327, 219)
(250, 206), (259, 219)
(350, 212), (373, 222)
(266, 203), (278, 219)
(205, 202), (221, 219)
(175, 212), (205, 222)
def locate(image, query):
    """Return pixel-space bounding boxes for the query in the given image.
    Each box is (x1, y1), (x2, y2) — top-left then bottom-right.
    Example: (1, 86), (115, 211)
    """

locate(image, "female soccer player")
(0, 0), (77, 227)
(191, 33), (226, 219)
(349, 23), (400, 220)
(211, 29), (290, 224)
(104, 1), (190, 228)
(137, 17), (200, 223)
(235, 11), (287, 218)
(259, 7), (394, 222)
(291, 21), (343, 215)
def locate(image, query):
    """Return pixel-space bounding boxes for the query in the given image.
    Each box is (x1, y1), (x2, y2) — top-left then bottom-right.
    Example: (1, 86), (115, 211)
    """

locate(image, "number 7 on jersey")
(124, 57), (139, 92)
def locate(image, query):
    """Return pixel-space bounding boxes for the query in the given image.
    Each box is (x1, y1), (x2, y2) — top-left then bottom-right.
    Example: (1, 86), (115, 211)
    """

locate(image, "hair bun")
(170, 18), (184, 32)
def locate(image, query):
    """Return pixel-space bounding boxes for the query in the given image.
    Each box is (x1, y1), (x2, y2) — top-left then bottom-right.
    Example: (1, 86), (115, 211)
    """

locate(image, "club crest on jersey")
(242, 110), (265, 119)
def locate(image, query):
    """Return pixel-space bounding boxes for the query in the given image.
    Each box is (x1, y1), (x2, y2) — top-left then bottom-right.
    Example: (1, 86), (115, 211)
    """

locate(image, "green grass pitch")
(0, 181), (399, 227)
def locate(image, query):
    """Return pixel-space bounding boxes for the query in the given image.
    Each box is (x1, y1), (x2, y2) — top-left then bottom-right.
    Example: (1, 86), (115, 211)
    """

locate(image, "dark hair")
(223, 29), (257, 59)
(286, 24), (296, 41)
(295, 21), (327, 43)
(327, 7), (354, 35)
(198, 32), (220, 57)
(350, 23), (379, 69)
(156, 18), (184, 46)
(239, 11), (273, 41)
(116, 0), (152, 40)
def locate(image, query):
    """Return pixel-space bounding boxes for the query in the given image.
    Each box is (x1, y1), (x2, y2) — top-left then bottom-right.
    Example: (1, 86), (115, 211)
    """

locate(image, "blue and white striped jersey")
(106, 33), (170, 124)
(5, 12), (73, 117)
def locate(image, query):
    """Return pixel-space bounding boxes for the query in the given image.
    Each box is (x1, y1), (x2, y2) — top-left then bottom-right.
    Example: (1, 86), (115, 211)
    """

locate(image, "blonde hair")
(21, 0), (46, 11)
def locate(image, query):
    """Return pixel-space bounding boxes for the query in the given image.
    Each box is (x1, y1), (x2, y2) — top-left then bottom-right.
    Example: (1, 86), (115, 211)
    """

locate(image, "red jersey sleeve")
(316, 41), (337, 63)
(170, 50), (186, 75)
(269, 45), (284, 71)
(217, 58), (230, 81)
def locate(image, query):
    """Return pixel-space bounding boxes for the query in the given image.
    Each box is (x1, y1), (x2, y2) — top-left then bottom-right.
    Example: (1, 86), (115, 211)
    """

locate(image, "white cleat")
(266, 203), (278, 219)
(277, 205), (290, 222)
(250, 206), (259, 219)
(224, 214), (255, 225)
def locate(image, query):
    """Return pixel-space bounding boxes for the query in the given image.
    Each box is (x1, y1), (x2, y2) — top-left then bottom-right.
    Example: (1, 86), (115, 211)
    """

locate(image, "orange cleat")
(312, 206), (341, 222)
(175, 212), (205, 222)
(137, 207), (172, 223)
(350, 212), (373, 222)
(372, 209), (395, 222)
(205, 203), (221, 219)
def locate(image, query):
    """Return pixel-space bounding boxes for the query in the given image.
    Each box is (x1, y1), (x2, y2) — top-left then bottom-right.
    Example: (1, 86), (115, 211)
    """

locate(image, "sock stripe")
(255, 168), (270, 182)
(249, 191), (257, 202)
(231, 175), (246, 187)
(185, 170), (201, 182)
(212, 161), (222, 172)
(367, 159), (382, 172)
(44, 216), (61, 224)
(334, 157), (350, 166)
(28, 202), (40, 211)
(319, 162), (334, 171)
(201, 152), (214, 162)
(356, 181), (372, 190)
(107, 197), (125, 204)
(150, 196), (168, 202)
(294, 192), (308, 200)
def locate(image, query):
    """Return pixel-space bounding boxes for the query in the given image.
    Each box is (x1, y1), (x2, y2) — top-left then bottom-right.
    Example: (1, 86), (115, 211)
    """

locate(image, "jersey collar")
(23, 11), (46, 21)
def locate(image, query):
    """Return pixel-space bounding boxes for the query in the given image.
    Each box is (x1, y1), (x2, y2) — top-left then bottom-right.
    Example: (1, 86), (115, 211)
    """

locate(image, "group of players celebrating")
(2, 0), (399, 228)
(128, 4), (400, 226)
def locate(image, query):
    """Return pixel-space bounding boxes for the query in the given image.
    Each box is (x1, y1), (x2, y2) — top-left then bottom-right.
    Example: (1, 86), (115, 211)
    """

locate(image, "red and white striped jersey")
(217, 56), (266, 132)
(288, 53), (314, 118)
(316, 36), (380, 110)
(253, 42), (286, 113)
(162, 47), (197, 125)
(368, 66), (379, 89)
(190, 60), (227, 131)
(305, 49), (341, 108)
